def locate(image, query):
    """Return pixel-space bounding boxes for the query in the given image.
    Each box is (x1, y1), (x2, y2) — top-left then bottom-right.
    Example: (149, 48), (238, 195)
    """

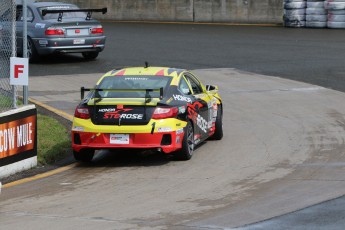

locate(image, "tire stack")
(284, 0), (307, 27)
(326, 0), (345, 28)
(306, 0), (328, 28)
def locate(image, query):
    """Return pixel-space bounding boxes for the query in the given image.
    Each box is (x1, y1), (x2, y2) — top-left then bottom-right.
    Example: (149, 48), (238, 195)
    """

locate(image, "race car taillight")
(45, 28), (64, 36)
(152, 107), (178, 119)
(91, 26), (104, 35)
(74, 105), (90, 119)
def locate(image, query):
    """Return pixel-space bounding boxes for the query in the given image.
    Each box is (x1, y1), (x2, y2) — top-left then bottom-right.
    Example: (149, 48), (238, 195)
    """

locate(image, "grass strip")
(37, 113), (70, 165)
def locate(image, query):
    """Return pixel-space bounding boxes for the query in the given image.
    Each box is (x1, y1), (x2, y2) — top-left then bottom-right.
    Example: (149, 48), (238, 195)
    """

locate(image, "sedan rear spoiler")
(42, 8), (107, 22)
(80, 87), (164, 101)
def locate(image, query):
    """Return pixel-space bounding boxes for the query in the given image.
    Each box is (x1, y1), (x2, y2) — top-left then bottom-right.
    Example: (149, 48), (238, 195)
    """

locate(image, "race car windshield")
(39, 6), (86, 20)
(97, 76), (172, 98)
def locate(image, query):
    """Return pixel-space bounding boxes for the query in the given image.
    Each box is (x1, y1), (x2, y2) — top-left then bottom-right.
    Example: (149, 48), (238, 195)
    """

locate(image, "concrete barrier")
(38, 0), (283, 24)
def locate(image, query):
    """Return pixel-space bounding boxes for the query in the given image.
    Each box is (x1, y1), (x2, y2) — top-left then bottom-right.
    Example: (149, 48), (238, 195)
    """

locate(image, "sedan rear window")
(97, 76), (172, 98)
(39, 5), (86, 20)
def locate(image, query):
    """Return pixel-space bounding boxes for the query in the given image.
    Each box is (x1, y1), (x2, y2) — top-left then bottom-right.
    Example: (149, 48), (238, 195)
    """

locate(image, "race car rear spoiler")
(41, 8), (107, 22)
(80, 87), (164, 101)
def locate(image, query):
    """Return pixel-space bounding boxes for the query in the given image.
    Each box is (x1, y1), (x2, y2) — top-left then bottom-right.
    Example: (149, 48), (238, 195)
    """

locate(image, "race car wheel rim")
(187, 124), (194, 154)
(27, 39), (33, 59)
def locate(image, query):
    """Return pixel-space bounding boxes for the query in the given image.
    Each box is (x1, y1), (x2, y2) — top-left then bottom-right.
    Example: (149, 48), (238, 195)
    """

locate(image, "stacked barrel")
(326, 0), (345, 28)
(284, 0), (306, 27)
(306, 0), (327, 28)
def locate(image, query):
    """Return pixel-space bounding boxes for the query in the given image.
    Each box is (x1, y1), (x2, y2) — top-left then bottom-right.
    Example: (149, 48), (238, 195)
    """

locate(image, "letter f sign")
(10, 57), (29, 86)
(15, 65), (24, 78)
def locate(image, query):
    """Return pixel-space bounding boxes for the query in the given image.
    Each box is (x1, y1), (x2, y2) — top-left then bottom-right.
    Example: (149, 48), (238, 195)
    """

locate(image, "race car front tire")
(175, 121), (194, 160)
(73, 149), (94, 162)
(211, 105), (223, 140)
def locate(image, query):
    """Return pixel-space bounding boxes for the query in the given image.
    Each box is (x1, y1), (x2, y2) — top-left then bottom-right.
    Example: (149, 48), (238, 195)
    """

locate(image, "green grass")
(37, 114), (70, 165)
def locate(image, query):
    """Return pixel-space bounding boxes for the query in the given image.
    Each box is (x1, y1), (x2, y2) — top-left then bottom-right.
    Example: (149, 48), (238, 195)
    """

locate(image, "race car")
(72, 65), (223, 162)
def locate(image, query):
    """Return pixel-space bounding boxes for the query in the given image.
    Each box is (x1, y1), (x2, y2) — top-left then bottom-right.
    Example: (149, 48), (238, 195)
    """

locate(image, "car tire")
(211, 105), (223, 140)
(82, 51), (99, 60)
(73, 149), (94, 162)
(27, 37), (38, 63)
(175, 121), (194, 161)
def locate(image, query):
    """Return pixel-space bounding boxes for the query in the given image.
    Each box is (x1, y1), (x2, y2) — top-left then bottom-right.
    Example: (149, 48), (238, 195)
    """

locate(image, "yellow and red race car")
(72, 65), (223, 162)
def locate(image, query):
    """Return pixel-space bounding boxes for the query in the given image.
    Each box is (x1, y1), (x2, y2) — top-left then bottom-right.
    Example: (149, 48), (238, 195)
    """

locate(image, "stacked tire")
(326, 0), (345, 28)
(284, 0), (307, 27)
(306, 0), (327, 28)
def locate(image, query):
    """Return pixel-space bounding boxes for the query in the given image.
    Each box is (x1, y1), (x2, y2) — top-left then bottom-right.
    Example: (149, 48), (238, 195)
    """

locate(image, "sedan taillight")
(91, 26), (104, 35)
(74, 104), (90, 119)
(152, 107), (178, 119)
(45, 27), (64, 36)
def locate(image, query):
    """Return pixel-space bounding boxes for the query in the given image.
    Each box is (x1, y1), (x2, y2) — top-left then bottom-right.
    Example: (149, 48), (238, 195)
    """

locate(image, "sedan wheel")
(73, 149), (95, 162)
(175, 121), (194, 160)
(27, 38), (38, 62)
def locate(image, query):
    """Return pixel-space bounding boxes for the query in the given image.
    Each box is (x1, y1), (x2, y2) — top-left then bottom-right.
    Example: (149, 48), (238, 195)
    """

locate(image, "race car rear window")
(39, 5), (86, 20)
(97, 76), (172, 98)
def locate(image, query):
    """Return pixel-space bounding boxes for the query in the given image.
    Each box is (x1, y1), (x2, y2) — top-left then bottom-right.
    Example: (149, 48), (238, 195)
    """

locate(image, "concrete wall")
(37, 0), (283, 24)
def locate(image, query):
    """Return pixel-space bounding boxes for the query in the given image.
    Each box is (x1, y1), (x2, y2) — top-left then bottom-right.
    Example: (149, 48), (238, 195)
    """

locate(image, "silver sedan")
(1, 0), (106, 62)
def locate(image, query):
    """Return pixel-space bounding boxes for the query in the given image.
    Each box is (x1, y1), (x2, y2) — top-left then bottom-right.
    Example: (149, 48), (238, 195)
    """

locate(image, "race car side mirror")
(206, 84), (218, 91)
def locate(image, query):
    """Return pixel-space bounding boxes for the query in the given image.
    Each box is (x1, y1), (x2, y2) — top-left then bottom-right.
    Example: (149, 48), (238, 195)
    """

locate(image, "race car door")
(183, 73), (210, 142)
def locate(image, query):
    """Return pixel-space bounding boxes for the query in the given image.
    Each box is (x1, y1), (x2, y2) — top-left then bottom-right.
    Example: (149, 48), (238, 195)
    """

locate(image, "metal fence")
(0, 0), (16, 112)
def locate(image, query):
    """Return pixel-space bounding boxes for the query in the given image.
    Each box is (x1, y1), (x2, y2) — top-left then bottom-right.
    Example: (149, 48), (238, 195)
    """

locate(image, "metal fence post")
(22, 0), (28, 105)
(11, 0), (17, 108)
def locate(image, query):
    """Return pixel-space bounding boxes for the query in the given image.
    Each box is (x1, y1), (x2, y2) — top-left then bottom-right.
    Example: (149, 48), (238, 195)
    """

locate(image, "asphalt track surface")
(31, 22), (345, 93)
(2, 23), (345, 229)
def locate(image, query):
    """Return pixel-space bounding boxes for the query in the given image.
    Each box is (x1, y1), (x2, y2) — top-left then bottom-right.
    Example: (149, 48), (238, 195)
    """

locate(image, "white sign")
(10, 57), (29, 86)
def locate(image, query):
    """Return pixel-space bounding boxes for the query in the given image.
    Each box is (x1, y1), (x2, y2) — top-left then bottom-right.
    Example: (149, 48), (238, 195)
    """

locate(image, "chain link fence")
(0, 0), (16, 112)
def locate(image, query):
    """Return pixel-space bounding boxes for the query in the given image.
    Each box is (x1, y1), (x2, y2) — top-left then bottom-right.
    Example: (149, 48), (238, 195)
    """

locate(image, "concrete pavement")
(7, 68), (345, 229)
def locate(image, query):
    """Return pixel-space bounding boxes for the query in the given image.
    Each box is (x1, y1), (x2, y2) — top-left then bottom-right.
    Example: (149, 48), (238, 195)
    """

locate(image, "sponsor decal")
(178, 106), (186, 114)
(207, 101), (212, 108)
(72, 126), (84, 132)
(100, 108), (143, 120)
(173, 94), (192, 103)
(104, 112), (143, 120)
(176, 136), (180, 144)
(176, 123), (181, 127)
(35, 23), (46, 29)
(99, 108), (116, 113)
(194, 134), (201, 145)
(176, 128), (184, 135)
(197, 114), (208, 133)
(125, 77), (148, 81)
(157, 127), (172, 133)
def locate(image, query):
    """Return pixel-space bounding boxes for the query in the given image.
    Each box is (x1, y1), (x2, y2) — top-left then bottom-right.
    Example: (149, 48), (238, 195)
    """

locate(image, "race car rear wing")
(80, 87), (164, 101)
(41, 8), (107, 22)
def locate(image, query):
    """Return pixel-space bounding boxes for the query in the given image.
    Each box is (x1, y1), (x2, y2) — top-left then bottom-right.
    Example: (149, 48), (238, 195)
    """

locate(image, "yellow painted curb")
(29, 97), (74, 122)
(3, 163), (77, 189)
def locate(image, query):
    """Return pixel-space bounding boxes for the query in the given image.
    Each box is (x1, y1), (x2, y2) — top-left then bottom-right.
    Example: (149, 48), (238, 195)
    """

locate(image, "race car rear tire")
(82, 51), (99, 60)
(175, 121), (194, 161)
(73, 149), (94, 162)
(27, 37), (38, 63)
(211, 105), (223, 140)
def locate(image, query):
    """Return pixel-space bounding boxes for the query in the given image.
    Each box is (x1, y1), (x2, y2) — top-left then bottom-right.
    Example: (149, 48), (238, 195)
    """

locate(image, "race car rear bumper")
(72, 130), (184, 154)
